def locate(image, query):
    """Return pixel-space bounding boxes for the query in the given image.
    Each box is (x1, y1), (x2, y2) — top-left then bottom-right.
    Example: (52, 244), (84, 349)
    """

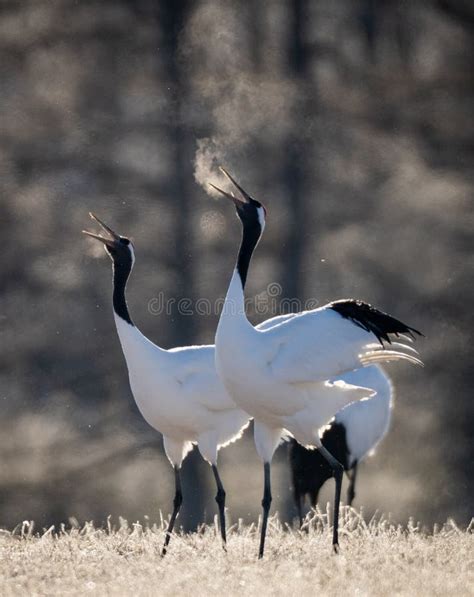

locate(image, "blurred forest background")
(0, 0), (472, 532)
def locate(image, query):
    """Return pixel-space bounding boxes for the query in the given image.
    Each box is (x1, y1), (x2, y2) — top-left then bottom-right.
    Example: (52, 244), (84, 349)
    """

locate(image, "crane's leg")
(347, 460), (358, 507)
(317, 444), (344, 553)
(258, 462), (272, 559)
(161, 466), (182, 557)
(211, 464), (227, 548)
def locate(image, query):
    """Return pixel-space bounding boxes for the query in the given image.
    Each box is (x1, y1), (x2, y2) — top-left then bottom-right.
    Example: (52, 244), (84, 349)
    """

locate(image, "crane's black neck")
(112, 261), (133, 325)
(236, 221), (262, 290)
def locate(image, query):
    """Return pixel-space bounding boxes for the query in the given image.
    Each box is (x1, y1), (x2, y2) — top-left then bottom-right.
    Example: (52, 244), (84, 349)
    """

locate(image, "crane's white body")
(257, 316), (394, 465)
(215, 269), (407, 459)
(114, 314), (250, 466)
(329, 365), (393, 467)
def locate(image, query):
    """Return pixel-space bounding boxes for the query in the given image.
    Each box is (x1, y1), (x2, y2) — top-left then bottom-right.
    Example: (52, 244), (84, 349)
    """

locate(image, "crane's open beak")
(82, 212), (121, 247)
(208, 167), (251, 206)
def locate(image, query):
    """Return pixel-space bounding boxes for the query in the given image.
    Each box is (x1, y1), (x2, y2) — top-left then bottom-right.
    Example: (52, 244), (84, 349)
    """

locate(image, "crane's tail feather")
(396, 333), (416, 343)
(360, 349), (424, 367)
(389, 342), (420, 355)
(365, 341), (420, 355)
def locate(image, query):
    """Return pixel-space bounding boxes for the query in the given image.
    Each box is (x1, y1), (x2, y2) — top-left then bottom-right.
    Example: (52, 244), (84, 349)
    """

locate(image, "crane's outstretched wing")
(261, 300), (422, 384)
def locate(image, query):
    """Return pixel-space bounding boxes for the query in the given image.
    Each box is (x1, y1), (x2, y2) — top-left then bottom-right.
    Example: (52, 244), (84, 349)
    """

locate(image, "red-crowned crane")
(211, 168), (422, 558)
(83, 214), (250, 555)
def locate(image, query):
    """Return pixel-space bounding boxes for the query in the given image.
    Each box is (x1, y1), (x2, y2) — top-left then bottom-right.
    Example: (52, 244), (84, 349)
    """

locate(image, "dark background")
(0, 0), (472, 531)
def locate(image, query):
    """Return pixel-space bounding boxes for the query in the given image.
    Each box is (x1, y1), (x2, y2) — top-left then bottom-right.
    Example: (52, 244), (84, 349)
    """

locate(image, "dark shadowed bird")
(289, 365), (393, 526)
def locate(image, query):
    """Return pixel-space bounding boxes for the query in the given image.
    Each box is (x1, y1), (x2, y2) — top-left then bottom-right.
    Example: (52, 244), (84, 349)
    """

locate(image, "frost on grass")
(0, 509), (472, 597)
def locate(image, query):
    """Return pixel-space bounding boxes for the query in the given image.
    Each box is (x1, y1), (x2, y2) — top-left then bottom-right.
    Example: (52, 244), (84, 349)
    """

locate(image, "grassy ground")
(0, 509), (472, 597)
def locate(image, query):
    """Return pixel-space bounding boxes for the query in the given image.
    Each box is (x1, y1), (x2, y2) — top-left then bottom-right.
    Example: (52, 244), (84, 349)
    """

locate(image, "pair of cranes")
(83, 168), (422, 558)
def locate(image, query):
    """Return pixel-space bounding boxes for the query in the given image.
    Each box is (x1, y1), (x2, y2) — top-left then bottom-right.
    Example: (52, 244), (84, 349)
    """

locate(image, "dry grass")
(0, 510), (472, 597)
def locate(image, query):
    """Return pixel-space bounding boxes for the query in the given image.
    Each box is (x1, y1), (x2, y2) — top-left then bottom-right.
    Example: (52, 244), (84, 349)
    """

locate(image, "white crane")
(83, 213), (250, 555)
(289, 365), (393, 526)
(211, 168), (422, 558)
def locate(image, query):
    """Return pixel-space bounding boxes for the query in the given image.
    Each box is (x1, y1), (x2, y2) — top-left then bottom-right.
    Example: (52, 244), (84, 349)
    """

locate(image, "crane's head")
(209, 167), (266, 235)
(83, 213), (135, 270)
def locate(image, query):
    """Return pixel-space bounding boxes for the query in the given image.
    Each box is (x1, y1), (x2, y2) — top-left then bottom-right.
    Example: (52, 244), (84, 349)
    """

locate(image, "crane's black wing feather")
(329, 299), (423, 346)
